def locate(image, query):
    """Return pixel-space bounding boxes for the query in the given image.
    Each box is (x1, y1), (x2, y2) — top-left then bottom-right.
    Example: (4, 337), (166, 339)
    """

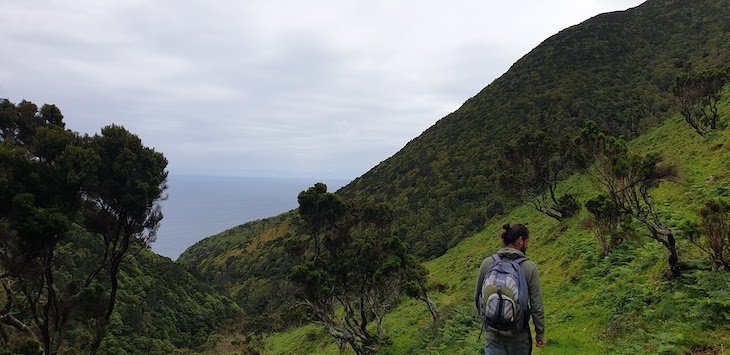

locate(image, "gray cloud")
(1, 0), (644, 179)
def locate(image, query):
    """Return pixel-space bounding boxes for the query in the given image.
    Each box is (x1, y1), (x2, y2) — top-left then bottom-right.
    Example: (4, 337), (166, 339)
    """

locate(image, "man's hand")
(536, 337), (547, 348)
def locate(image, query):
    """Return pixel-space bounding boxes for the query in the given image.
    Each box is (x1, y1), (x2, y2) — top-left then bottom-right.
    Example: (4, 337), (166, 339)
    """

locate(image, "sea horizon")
(152, 174), (349, 260)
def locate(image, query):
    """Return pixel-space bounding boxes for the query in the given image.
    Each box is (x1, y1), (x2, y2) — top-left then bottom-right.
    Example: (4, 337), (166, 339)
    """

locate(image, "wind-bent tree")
(671, 68), (729, 136)
(498, 129), (580, 222)
(86, 124), (168, 354)
(577, 121), (680, 277)
(290, 184), (439, 355)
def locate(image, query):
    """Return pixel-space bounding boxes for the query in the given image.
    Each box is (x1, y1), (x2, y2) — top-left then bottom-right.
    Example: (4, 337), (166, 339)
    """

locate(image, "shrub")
(680, 198), (730, 271)
(557, 193), (581, 218)
(585, 195), (630, 255)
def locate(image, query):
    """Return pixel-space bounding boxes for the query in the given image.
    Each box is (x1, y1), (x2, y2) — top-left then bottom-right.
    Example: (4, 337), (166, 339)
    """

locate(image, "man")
(475, 223), (546, 354)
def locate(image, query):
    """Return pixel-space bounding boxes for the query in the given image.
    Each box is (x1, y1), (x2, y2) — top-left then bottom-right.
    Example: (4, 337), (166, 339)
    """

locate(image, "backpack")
(478, 254), (529, 336)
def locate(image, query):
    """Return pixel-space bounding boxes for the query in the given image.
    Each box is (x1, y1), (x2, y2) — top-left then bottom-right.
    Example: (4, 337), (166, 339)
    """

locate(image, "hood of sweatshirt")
(496, 247), (526, 260)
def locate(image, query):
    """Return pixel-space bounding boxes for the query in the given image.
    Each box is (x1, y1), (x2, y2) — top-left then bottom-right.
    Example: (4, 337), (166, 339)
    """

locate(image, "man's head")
(500, 223), (530, 253)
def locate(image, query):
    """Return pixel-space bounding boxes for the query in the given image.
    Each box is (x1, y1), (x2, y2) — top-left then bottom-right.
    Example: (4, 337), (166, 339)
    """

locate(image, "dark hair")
(500, 223), (529, 245)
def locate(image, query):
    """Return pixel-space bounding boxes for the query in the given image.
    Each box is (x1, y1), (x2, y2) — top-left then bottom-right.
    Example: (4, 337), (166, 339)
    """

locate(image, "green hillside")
(100, 250), (242, 354)
(6, 0), (727, 353)
(259, 92), (730, 354)
(177, 213), (301, 333)
(340, 0), (730, 258)
(3, 228), (241, 354)
(178, 0), (730, 340)
(0, 98), (242, 354)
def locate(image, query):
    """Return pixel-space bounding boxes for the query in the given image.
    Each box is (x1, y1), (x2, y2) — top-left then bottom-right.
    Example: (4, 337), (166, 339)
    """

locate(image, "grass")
(256, 104), (730, 354)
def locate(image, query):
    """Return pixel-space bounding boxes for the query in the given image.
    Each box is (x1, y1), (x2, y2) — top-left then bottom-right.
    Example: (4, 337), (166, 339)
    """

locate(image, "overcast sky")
(1, 0), (644, 180)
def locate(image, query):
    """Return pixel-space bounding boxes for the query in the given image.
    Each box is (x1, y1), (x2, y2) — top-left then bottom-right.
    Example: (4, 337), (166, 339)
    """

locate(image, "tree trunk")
(43, 250), (55, 355)
(532, 198), (563, 222)
(90, 263), (120, 355)
(419, 293), (442, 326)
(649, 225), (681, 278)
(667, 232), (680, 278)
(541, 207), (563, 222)
(1, 314), (33, 335)
(1, 279), (34, 336)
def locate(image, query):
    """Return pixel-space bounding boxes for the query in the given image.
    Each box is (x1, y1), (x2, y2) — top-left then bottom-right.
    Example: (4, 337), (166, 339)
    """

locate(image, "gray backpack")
(478, 254), (529, 336)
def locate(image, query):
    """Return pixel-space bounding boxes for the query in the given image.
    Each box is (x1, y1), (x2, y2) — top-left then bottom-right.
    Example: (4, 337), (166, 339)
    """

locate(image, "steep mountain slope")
(80, 248), (241, 354)
(261, 93), (730, 354)
(341, 0), (730, 258)
(177, 213), (300, 332)
(178, 0), (730, 338)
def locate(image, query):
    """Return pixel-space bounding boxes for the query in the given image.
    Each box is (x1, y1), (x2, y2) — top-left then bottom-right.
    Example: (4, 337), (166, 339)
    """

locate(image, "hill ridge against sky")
(338, 0), (730, 258)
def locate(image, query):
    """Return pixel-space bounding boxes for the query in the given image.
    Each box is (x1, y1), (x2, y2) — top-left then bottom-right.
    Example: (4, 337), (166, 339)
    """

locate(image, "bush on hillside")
(585, 195), (633, 255)
(671, 67), (729, 136)
(680, 198), (730, 271)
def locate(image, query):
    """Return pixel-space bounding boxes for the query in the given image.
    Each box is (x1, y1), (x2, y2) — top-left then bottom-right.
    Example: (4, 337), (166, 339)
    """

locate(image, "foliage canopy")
(289, 184), (437, 355)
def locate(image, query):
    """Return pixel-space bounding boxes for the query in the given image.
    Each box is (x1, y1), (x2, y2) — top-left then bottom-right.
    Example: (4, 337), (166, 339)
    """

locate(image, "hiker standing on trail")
(475, 223), (546, 354)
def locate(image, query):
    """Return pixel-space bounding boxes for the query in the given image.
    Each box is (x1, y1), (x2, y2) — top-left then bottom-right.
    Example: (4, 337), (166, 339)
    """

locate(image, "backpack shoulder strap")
(505, 256), (530, 310)
(492, 254), (501, 262)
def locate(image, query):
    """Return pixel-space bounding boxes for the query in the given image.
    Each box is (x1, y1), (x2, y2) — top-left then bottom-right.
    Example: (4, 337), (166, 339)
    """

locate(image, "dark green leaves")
(671, 68), (729, 136)
(0, 99), (170, 354)
(499, 128), (579, 221)
(291, 184), (433, 353)
(681, 198), (730, 270)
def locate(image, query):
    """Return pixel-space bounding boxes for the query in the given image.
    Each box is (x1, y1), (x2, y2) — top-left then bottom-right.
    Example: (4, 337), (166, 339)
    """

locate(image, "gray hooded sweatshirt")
(475, 247), (545, 342)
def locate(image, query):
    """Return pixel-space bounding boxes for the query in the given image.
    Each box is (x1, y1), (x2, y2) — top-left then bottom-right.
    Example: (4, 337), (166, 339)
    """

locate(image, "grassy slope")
(259, 95), (730, 354)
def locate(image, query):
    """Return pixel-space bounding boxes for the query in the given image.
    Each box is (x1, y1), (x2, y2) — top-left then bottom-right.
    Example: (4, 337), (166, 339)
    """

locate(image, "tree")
(498, 129), (580, 222)
(680, 198), (730, 271)
(0, 101), (98, 354)
(0, 100), (167, 354)
(290, 184), (438, 355)
(577, 121), (680, 277)
(84, 124), (168, 354)
(296, 182), (347, 261)
(671, 68), (729, 136)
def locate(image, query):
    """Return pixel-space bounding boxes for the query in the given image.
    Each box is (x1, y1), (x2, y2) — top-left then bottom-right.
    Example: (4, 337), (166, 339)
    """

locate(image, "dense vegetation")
(3, 0), (729, 353)
(261, 91), (730, 354)
(289, 184), (438, 354)
(97, 248), (240, 354)
(341, 0), (730, 258)
(179, 0), (730, 345)
(178, 213), (300, 333)
(0, 100), (239, 354)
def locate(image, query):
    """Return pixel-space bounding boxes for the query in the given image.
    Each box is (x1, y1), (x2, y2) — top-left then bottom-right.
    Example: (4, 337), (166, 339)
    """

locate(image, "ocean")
(151, 175), (349, 260)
